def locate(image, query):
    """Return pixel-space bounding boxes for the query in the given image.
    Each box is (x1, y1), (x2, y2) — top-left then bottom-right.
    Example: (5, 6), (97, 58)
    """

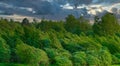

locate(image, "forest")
(0, 12), (120, 66)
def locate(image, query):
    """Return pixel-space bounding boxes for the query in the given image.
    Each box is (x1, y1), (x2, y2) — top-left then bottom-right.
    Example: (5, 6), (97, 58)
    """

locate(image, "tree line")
(0, 12), (120, 66)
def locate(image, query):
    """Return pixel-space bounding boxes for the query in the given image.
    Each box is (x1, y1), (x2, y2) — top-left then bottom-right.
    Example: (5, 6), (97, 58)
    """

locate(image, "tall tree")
(93, 13), (120, 36)
(22, 18), (29, 25)
(65, 14), (78, 34)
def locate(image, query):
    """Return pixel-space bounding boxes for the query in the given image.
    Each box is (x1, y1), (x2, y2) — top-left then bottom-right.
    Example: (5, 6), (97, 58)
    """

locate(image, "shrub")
(53, 56), (73, 66)
(72, 51), (86, 66)
(86, 54), (100, 66)
(0, 37), (10, 62)
(112, 55), (120, 64)
(98, 49), (112, 66)
(15, 43), (49, 66)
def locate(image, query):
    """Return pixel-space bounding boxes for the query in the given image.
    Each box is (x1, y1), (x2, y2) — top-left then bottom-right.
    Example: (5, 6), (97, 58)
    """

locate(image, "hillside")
(0, 13), (120, 66)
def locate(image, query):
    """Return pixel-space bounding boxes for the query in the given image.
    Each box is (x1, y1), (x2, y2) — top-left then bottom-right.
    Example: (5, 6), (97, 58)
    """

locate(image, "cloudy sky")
(0, 0), (120, 20)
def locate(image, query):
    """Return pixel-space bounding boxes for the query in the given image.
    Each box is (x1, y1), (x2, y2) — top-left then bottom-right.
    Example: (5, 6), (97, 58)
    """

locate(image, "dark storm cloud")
(0, 0), (119, 16)
(0, 0), (61, 15)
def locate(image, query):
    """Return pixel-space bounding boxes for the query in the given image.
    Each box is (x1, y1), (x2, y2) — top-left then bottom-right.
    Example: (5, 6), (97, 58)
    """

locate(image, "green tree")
(16, 43), (49, 66)
(72, 51), (86, 66)
(22, 26), (40, 48)
(65, 14), (79, 34)
(48, 31), (63, 49)
(93, 13), (120, 35)
(22, 18), (29, 25)
(98, 49), (112, 66)
(112, 55), (120, 64)
(0, 37), (10, 62)
(65, 15), (92, 35)
(78, 16), (92, 34)
(86, 54), (100, 66)
(53, 56), (73, 66)
(36, 20), (65, 32)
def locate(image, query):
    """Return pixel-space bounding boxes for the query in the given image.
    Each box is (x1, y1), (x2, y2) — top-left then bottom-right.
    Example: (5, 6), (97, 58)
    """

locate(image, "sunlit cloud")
(19, 7), (36, 13)
(60, 3), (73, 9)
(0, 0), (120, 20)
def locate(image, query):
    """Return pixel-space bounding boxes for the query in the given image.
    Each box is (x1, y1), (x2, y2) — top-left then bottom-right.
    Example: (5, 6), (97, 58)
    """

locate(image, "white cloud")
(60, 3), (73, 9)
(19, 7), (33, 11)
(19, 7), (36, 13)
(77, 4), (87, 9)
(0, 2), (14, 8)
(0, 2), (36, 14)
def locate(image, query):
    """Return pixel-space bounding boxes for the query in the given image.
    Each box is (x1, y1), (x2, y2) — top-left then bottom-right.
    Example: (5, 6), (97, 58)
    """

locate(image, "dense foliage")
(0, 13), (120, 66)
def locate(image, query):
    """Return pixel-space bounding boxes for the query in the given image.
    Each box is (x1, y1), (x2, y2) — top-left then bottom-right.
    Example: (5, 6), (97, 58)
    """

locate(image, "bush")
(115, 53), (120, 59)
(0, 37), (10, 62)
(53, 56), (73, 66)
(86, 54), (100, 66)
(98, 49), (112, 66)
(15, 43), (49, 66)
(48, 32), (63, 49)
(72, 51), (86, 66)
(112, 55), (120, 64)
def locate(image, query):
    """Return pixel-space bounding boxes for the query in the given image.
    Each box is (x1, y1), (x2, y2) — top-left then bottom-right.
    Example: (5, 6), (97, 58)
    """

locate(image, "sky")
(0, 0), (120, 20)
